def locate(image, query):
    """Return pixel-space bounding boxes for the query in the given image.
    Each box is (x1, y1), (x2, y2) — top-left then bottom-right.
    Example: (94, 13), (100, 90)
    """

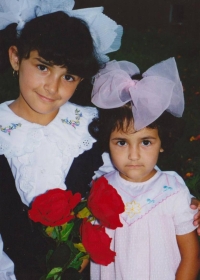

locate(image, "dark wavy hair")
(89, 102), (185, 153)
(0, 11), (103, 78)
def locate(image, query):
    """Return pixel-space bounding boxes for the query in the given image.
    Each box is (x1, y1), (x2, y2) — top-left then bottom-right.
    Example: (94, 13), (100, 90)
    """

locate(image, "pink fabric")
(91, 58), (184, 131)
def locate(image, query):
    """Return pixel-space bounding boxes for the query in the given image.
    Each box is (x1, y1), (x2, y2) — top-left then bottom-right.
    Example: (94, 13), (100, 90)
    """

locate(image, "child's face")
(109, 123), (163, 182)
(9, 47), (82, 123)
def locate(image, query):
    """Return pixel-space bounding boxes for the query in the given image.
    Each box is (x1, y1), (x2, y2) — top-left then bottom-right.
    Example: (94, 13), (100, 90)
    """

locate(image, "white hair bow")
(0, 0), (123, 62)
(0, 0), (39, 31)
(91, 58), (184, 130)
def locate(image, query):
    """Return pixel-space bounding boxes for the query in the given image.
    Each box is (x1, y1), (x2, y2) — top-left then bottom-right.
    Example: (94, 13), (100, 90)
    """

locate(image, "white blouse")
(0, 100), (98, 279)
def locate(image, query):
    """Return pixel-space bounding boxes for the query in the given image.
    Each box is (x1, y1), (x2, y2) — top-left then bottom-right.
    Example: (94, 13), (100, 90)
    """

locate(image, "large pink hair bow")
(91, 58), (184, 131)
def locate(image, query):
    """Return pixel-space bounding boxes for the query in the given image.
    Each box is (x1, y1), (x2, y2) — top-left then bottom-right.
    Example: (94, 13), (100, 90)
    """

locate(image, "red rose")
(80, 219), (116, 265)
(28, 189), (81, 226)
(88, 177), (124, 229)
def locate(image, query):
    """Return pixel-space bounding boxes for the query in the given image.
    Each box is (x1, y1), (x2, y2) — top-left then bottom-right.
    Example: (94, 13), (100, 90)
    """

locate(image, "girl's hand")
(190, 198), (200, 235)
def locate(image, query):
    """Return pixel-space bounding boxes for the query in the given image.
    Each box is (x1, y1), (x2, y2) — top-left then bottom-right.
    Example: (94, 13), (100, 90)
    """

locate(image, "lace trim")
(0, 103), (97, 158)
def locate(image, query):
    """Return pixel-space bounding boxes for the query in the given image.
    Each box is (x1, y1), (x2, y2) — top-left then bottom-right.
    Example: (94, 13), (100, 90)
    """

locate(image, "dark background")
(75, 0), (200, 40)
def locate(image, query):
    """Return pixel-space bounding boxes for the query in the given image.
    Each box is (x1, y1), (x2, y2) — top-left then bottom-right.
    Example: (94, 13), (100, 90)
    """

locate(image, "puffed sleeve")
(92, 152), (115, 179)
(173, 185), (198, 235)
(0, 235), (16, 280)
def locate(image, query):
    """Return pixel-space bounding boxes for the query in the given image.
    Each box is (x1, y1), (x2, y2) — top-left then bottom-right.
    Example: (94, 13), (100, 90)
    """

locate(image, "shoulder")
(60, 102), (98, 124)
(48, 102), (98, 155)
(158, 171), (192, 205)
(0, 100), (33, 157)
(104, 170), (119, 185)
(160, 170), (186, 186)
(0, 100), (16, 119)
(158, 171), (192, 199)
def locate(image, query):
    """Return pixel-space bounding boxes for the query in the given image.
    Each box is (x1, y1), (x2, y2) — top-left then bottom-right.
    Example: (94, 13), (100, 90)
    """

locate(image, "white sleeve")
(0, 235), (16, 280)
(92, 152), (115, 179)
(173, 186), (198, 235)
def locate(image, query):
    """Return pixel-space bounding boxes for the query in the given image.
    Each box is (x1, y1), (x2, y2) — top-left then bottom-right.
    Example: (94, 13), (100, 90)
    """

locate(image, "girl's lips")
(36, 92), (56, 102)
(126, 165), (143, 168)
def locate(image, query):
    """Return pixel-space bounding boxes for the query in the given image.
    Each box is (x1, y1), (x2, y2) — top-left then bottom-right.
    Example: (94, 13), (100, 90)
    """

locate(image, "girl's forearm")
(176, 231), (200, 280)
(175, 259), (199, 280)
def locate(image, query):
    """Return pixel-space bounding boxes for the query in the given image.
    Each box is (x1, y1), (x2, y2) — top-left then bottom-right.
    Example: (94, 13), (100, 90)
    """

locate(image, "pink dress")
(91, 170), (197, 280)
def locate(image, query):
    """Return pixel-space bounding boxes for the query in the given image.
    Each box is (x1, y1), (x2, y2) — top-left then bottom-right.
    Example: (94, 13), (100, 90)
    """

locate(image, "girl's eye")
(37, 65), (47, 71)
(64, 75), (74, 82)
(117, 141), (127, 147)
(142, 140), (151, 146)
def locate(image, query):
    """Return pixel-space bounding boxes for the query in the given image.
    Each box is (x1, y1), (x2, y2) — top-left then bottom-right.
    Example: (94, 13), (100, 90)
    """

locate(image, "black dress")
(0, 142), (103, 280)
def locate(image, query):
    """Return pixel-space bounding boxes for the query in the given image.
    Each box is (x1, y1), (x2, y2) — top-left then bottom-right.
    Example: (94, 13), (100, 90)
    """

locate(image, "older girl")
(0, 1), (122, 279)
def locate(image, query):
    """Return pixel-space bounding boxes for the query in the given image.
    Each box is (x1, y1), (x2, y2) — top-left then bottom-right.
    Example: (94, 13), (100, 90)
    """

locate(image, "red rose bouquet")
(28, 177), (124, 280)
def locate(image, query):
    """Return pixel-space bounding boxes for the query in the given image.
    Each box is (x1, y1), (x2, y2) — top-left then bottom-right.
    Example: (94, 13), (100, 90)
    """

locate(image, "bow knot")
(91, 58), (184, 131)
(16, 16), (25, 30)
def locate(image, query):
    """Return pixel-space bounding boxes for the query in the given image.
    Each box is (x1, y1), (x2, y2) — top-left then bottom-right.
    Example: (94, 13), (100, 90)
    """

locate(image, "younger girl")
(89, 58), (200, 279)
(0, 1), (122, 279)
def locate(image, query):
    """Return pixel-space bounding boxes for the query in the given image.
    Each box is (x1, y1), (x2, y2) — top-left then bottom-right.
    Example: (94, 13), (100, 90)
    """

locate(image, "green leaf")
(66, 240), (79, 256)
(68, 251), (85, 270)
(73, 200), (87, 214)
(46, 267), (62, 279)
(73, 243), (86, 253)
(60, 222), (74, 242)
(45, 227), (56, 239)
(76, 207), (91, 219)
(70, 219), (82, 240)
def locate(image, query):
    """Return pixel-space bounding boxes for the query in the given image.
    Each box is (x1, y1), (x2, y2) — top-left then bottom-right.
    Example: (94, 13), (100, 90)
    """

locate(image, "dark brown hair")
(0, 12), (103, 78)
(89, 102), (185, 153)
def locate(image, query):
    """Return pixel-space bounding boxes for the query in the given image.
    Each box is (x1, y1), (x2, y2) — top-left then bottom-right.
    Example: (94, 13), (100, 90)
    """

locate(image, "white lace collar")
(0, 100), (97, 158)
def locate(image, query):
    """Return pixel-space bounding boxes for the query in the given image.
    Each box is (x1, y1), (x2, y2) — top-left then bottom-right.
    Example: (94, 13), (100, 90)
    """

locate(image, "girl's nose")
(128, 145), (140, 161)
(44, 75), (59, 95)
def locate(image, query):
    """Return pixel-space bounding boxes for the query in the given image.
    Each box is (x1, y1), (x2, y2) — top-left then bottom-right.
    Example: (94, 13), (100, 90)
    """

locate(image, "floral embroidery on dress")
(123, 185), (174, 221)
(147, 198), (155, 204)
(0, 123), (22, 135)
(125, 201), (141, 218)
(61, 109), (83, 128)
(163, 186), (173, 191)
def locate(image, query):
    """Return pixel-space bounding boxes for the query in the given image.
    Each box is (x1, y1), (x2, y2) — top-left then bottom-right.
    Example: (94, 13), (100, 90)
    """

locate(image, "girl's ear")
(9, 46), (20, 71)
(160, 148), (164, 153)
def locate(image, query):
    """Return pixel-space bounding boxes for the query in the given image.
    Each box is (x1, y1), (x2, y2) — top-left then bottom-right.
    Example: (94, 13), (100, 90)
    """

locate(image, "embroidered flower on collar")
(0, 123), (22, 135)
(125, 201), (141, 218)
(61, 109), (83, 128)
